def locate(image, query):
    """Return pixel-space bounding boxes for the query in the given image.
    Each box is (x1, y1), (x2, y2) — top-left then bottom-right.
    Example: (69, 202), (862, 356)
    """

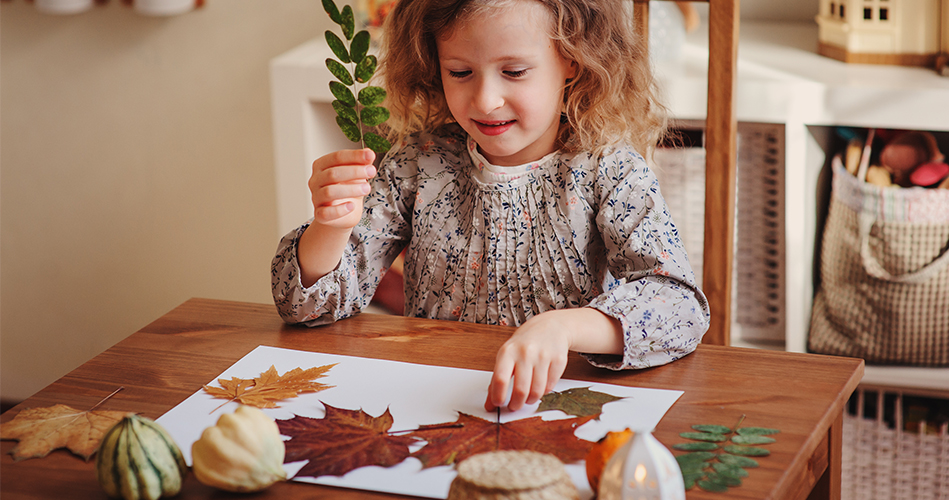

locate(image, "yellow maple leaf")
(0, 404), (131, 461)
(203, 364), (336, 410)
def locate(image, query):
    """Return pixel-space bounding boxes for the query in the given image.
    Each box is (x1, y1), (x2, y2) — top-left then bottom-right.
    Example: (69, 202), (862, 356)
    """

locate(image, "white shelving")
(656, 21), (949, 393)
(269, 21), (949, 392)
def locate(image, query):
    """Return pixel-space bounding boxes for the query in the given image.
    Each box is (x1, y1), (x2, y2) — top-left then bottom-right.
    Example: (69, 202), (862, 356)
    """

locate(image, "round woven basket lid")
(455, 450), (568, 490)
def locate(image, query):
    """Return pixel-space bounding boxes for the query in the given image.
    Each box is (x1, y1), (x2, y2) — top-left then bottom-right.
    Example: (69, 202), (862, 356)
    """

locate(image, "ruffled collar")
(466, 135), (558, 184)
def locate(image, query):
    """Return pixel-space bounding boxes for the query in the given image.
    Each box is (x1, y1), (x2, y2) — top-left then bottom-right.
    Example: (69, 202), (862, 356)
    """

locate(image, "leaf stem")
(388, 423), (465, 435)
(87, 387), (124, 412)
(732, 414), (747, 435)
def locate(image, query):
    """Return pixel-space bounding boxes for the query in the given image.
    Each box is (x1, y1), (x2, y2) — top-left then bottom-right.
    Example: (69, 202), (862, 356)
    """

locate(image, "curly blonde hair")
(377, 0), (668, 157)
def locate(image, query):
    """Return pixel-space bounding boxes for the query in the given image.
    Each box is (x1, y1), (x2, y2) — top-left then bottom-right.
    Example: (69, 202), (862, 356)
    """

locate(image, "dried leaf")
(333, 100), (359, 126)
(360, 106), (390, 127)
(675, 415), (777, 492)
(683, 471), (704, 489)
(331, 81), (357, 107)
(537, 387), (622, 417)
(409, 412), (595, 468)
(736, 426), (780, 436)
(692, 424), (731, 434)
(354, 54), (378, 83)
(322, 0), (341, 24)
(711, 462), (749, 478)
(336, 116), (362, 142)
(675, 451), (717, 465)
(358, 86), (386, 107)
(0, 404), (130, 461)
(680, 431), (727, 442)
(723, 445), (770, 457)
(731, 434), (776, 445)
(349, 30), (370, 65)
(325, 58), (353, 86)
(673, 441), (718, 451)
(717, 453), (759, 468)
(202, 364), (335, 410)
(706, 472), (742, 487)
(364, 132), (391, 154)
(324, 30), (350, 63)
(340, 5), (354, 40)
(277, 404), (414, 478)
(697, 479), (729, 492)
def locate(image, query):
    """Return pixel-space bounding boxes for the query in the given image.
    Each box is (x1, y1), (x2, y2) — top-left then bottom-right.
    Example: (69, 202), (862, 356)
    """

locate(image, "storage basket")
(653, 122), (786, 344)
(842, 388), (949, 500)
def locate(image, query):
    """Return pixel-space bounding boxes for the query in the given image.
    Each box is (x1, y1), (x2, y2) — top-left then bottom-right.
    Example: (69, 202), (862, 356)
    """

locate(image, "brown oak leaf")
(409, 412), (595, 468)
(0, 404), (130, 461)
(537, 386), (623, 417)
(277, 404), (416, 478)
(203, 364), (335, 410)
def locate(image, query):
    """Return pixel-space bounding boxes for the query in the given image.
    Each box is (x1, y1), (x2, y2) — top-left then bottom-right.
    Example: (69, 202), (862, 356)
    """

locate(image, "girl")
(272, 0), (709, 412)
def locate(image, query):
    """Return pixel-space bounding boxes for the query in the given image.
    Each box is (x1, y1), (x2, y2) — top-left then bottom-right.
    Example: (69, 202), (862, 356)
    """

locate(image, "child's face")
(436, 0), (576, 166)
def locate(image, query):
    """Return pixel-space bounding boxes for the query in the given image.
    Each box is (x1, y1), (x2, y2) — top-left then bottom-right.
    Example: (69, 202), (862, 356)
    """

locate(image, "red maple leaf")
(409, 412), (595, 468)
(276, 404), (416, 478)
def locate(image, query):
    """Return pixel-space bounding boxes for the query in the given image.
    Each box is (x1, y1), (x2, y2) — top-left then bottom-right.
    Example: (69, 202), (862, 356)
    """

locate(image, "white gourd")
(191, 405), (287, 492)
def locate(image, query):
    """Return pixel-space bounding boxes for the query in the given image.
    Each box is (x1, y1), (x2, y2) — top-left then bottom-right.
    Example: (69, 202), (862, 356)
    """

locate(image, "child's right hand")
(308, 148), (377, 229)
(297, 148), (377, 286)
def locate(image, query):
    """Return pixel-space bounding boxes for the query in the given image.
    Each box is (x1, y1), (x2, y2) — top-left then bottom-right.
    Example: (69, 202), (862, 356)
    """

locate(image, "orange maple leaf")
(0, 404), (130, 461)
(202, 364), (336, 410)
(409, 412), (595, 468)
(277, 404), (415, 478)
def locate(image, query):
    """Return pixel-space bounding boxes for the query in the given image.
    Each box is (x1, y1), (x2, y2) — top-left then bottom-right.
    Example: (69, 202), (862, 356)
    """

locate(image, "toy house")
(815, 0), (948, 70)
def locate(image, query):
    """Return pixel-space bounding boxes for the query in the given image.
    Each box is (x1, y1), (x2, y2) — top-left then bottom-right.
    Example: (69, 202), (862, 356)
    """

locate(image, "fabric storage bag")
(809, 156), (949, 366)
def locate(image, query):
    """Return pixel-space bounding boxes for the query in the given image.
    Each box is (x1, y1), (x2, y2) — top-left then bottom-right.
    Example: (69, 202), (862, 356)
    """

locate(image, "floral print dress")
(272, 124), (709, 370)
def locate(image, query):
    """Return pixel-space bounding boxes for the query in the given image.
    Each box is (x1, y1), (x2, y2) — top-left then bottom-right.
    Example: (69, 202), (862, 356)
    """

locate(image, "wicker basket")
(842, 388), (949, 500)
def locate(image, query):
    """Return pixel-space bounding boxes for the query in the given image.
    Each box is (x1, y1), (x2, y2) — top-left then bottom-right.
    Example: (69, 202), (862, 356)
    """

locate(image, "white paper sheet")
(157, 345), (682, 499)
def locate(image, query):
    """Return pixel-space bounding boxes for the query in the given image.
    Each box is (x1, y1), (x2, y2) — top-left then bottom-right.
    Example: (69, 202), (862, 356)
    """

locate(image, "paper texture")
(157, 345), (682, 498)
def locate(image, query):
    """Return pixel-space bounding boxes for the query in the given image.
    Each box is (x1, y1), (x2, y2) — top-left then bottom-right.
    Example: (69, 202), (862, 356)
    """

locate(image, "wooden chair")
(632, 0), (740, 346)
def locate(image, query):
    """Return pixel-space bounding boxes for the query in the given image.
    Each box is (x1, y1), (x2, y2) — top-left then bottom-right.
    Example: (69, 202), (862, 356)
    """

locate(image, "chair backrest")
(632, 0), (739, 346)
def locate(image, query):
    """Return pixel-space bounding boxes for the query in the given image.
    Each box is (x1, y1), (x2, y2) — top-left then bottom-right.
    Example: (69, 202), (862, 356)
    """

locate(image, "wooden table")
(1, 298), (864, 500)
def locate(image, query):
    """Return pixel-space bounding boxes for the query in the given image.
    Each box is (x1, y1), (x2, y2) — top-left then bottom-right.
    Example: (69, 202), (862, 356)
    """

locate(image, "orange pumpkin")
(585, 428), (634, 494)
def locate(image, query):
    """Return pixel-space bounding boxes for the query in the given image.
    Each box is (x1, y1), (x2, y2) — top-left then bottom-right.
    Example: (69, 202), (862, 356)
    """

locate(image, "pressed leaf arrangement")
(273, 386), (628, 479)
(537, 386), (623, 418)
(322, 0), (391, 154)
(672, 415), (780, 492)
(202, 364), (336, 412)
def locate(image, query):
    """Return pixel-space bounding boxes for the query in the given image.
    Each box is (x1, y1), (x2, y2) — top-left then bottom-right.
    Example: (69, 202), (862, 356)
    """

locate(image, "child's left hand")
(485, 309), (624, 412)
(485, 312), (571, 412)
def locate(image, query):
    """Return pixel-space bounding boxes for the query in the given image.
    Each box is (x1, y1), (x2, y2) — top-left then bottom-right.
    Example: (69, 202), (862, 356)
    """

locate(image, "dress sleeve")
(582, 147), (710, 369)
(270, 152), (412, 326)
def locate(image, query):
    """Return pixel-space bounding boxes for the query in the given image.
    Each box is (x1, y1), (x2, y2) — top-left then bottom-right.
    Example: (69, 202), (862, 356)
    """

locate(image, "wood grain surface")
(1, 298), (863, 500)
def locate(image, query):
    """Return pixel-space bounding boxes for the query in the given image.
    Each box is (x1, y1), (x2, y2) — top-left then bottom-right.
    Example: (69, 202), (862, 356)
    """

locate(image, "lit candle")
(598, 429), (685, 500)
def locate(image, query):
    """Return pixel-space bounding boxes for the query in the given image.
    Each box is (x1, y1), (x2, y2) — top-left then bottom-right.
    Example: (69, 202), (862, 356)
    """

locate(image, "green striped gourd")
(96, 414), (187, 500)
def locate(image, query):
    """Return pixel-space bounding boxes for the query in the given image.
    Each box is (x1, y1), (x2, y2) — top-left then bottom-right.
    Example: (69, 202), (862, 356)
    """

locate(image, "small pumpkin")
(191, 405), (287, 492)
(585, 428), (634, 494)
(96, 414), (187, 500)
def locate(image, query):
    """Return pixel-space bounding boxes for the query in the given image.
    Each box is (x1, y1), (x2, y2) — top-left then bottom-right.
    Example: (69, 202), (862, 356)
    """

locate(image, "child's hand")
(308, 148), (376, 229)
(485, 312), (571, 412)
(484, 309), (624, 412)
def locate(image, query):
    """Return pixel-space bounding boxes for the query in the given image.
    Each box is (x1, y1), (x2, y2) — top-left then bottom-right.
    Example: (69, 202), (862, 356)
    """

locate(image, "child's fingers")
(485, 357), (515, 411)
(313, 201), (356, 223)
(522, 363), (550, 408)
(314, 179), (371, 205)
(320, 164), (377, 186)
(507, 362), (535, 411)
(545, 357), (567, 395)
(315, 148), (375, 171)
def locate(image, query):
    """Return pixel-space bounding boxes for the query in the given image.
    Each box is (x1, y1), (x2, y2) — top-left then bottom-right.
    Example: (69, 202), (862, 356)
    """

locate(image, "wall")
(1, 0), (328, 402)
(0, 0), (816, 404)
